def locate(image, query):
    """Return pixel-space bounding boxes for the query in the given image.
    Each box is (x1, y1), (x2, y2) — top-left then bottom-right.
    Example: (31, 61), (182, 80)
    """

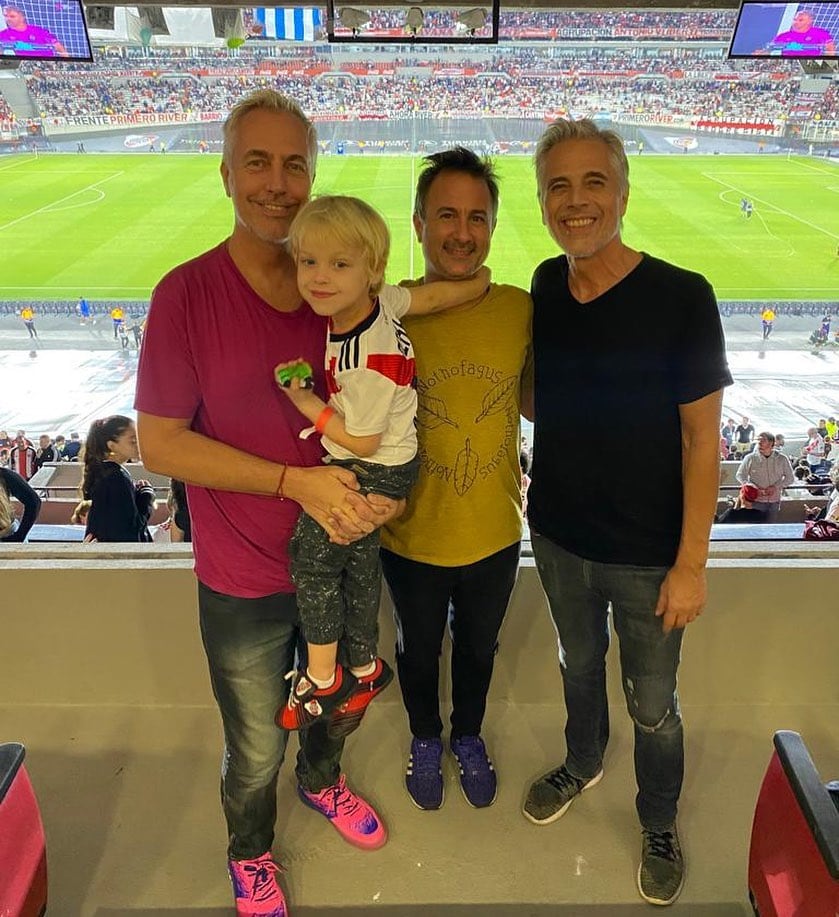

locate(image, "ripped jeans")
(531, 532), (684, 830)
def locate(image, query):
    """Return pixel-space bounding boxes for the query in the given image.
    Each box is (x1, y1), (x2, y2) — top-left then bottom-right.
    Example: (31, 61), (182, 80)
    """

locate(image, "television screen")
(728, 1), (839, 59)
(0, 0), (93, 61)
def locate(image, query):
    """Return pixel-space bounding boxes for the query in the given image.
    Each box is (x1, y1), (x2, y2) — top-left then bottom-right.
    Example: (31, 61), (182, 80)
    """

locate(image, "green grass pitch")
(1, 152), (836, 301)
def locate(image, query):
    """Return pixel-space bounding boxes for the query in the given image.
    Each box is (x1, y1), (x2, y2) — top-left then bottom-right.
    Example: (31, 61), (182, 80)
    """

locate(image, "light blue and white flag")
(254, 8), (321, 40)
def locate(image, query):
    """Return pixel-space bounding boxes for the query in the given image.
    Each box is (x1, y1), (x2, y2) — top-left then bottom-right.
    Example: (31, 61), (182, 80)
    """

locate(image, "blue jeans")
(198, 582), (345, 860)
(531, 533), (684, 830)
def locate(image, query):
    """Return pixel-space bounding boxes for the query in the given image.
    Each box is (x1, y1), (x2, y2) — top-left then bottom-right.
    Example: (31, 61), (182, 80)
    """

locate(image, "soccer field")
(1, 152), (837, 301)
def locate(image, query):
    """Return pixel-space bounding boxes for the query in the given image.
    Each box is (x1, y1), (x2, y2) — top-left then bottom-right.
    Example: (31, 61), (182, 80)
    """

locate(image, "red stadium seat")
(0, 743), (48, 917)
(748, 731), (839, 916)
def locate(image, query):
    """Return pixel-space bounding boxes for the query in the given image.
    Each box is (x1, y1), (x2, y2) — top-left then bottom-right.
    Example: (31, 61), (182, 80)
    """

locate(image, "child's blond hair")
(287, 195), (390, 296)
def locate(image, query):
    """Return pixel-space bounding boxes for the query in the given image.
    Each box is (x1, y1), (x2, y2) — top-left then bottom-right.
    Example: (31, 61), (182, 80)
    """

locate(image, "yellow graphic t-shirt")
(382, 282), (532, 566)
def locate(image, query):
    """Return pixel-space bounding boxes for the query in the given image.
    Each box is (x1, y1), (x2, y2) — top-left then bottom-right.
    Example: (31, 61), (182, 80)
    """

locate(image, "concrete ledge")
(1, 547), (836, 914)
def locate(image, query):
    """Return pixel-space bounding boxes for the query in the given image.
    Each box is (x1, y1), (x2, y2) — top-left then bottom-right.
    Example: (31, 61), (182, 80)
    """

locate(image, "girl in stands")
(81, 415), (156, 543)
(0, 465), (41, 542)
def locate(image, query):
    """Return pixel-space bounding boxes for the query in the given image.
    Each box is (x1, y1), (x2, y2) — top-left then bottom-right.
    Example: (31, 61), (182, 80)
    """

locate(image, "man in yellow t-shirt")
(761, 307), (775, 340)
(381, 148), (533, 811)
(110, 305), (125, 339)
(20, 306), (38, 339)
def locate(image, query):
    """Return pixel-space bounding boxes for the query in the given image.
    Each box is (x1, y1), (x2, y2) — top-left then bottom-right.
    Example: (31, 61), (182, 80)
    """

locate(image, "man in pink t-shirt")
(135, 90), (401, 917)
(763, 9), (836, 56)
(0, 5), (68, 57)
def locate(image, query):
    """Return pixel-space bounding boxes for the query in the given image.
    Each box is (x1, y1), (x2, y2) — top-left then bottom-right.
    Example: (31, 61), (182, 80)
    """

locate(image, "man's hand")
(655, 564), (706, 634)
(326, 491), (405, 544)
(290, 464), (363, 544)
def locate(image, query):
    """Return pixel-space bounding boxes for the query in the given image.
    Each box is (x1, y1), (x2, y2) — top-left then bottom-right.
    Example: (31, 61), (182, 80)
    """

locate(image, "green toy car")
(274, 361), (314, 389)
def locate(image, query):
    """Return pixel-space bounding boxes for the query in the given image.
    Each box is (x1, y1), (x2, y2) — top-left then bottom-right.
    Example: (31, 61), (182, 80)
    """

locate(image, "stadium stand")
(17, 44), (836, 130)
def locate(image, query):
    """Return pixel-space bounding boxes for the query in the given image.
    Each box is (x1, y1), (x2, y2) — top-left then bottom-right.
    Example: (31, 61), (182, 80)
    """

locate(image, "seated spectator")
(519, 451), (532, 518)
(63, 432), (82, 461)
(805, 465), (839, 522)
(167, 478), (191, 543)
(717, 484), (766, 523)
(34, 434), (58, 470)
(0, 465), (42, 541)
(794, 463), (832, 497)
(81, 415), (156, 543)
(803, 426), (826, 473)
(825, 466), (839, 523)
(8, 434), (36, 480)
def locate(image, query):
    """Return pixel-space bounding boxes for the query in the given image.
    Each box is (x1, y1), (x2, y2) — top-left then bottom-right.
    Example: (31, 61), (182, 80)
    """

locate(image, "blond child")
(275, 195), (488, 735)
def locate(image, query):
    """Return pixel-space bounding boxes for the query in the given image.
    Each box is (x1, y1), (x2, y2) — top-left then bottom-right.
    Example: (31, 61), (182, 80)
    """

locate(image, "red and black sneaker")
(276, 665), (357, 731)
(328, 658), (394, 738)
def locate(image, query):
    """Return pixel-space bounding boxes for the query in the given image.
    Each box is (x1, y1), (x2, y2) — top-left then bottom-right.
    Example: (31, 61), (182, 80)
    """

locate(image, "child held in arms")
(275, 194), (489, 737)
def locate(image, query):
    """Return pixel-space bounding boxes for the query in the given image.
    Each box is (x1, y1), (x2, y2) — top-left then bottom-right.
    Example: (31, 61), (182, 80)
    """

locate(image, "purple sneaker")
(405, 737), (444, 810)
(297, 774), (387, 850)
(228, 852), (287, 917)
(450, 735), (497, 808)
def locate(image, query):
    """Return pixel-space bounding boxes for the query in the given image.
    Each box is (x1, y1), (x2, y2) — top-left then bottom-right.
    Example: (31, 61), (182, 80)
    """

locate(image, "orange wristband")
(315, 406), (335, 434)
(275, 464), (288, 500)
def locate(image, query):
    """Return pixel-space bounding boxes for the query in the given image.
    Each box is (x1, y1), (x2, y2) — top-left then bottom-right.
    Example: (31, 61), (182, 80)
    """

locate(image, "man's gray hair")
(222, 89), (318, 171)
(534, 119), (629, 199)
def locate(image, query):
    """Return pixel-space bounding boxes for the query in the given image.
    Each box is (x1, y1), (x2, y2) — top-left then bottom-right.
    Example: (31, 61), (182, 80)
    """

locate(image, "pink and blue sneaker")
(297, 774), (387, 850)
(228, 852), (287, 917)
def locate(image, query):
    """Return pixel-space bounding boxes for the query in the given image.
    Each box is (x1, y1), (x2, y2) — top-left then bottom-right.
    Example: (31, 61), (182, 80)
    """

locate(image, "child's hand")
(275, 359), (314, 389)
(274, 358), (322, 416)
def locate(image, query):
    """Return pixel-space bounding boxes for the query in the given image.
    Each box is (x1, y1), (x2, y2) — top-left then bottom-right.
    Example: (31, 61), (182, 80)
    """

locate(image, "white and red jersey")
(322, 285), (417, 467)
(10, 445), (36, 480)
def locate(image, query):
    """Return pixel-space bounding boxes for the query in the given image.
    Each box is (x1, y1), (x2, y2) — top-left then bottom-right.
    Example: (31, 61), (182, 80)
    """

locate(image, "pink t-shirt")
(135, 242), (327, 597)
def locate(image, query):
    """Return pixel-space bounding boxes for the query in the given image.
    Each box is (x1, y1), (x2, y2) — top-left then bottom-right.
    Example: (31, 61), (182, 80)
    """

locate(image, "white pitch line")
(0, 171), (124, 233)
(784, 158), (839, 177)
(715, 190), (750, 254)
(702, 171), (838, 241)
(42, 188), (107, 213)
(709, 175), (795, 255)
(0, 155), (39, 172)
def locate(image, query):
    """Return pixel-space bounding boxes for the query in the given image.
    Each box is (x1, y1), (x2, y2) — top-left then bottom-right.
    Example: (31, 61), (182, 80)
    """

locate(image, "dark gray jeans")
(198, 582), (345, 860)
(531, 532), (684, 830)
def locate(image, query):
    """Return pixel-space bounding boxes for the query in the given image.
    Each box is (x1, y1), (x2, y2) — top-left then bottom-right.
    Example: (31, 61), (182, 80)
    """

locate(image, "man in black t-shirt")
(522, 117), (732, 908)
(733, 415), (754, 456)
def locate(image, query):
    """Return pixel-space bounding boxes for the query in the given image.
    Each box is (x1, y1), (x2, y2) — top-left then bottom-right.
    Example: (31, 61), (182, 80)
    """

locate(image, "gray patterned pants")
(290, 456), (419, 667)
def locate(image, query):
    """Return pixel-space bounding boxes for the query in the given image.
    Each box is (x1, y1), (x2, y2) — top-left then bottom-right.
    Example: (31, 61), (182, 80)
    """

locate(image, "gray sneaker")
(637, 826), (684, 906)
(522, 764), (603, 825)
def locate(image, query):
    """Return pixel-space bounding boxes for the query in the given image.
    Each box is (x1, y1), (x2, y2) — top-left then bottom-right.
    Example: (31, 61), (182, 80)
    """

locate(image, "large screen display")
(0, 0), (93, 61)
(728, 1), (838, 58)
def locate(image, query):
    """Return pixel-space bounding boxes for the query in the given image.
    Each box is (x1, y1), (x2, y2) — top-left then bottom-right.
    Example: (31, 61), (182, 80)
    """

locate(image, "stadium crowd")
(4, 416), (838, 540)
(22, 45), (832, 126)
(331, 7), (734, 39)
